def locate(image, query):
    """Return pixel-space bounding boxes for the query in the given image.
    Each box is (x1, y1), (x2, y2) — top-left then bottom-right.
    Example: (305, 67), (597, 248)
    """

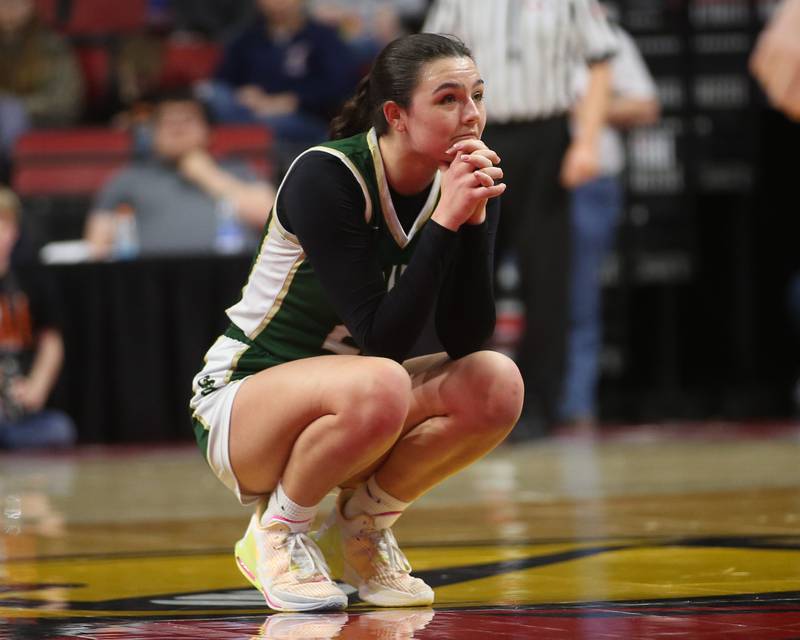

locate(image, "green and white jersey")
(191, 128), (442, 401)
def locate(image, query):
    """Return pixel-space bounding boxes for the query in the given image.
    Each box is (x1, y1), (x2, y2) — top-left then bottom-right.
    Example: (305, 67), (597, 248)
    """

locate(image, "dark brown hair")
(151, 88), (212, 125)
(330, 33), (473, 140)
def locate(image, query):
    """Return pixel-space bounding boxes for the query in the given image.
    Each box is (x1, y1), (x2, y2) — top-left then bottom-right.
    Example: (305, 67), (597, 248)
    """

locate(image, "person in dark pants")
(424, 0), (618, 435)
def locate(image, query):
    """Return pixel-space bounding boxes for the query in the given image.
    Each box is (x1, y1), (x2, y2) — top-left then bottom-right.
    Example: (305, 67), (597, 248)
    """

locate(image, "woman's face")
(401, 56), (486, 163)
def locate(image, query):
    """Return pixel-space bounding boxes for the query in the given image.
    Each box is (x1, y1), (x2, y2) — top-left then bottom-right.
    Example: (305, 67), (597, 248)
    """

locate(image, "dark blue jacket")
(215, 15), (357, 119)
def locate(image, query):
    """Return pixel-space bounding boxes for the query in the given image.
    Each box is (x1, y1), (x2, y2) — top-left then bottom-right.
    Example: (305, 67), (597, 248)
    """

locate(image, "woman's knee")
(455, 351), (524, 428)
(341, 357), (411, 444)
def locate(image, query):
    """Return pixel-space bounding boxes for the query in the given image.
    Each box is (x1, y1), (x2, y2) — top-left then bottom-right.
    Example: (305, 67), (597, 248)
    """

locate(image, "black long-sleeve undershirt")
(278, 151), (499, 362)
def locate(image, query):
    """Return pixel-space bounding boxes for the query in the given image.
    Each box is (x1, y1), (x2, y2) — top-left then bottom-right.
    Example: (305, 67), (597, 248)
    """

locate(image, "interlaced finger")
(458, 153), (494, 170)
(448, 139), (501, 165)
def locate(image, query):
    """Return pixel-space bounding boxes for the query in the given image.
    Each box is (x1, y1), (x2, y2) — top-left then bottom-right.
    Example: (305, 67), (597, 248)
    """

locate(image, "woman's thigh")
(401, 350), (523, 432)
(229, 354), (411, 493)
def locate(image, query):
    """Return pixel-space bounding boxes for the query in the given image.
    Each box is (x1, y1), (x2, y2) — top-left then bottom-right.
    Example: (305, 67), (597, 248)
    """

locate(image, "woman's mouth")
(451, 133), (478, 142)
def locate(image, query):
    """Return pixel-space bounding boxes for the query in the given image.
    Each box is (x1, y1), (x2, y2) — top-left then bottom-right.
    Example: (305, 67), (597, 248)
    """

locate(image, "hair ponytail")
(329, 74), (373, 140)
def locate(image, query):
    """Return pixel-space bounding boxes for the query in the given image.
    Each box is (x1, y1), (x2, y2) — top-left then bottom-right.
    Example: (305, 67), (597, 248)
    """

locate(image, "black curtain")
(37, 255), (252, 443)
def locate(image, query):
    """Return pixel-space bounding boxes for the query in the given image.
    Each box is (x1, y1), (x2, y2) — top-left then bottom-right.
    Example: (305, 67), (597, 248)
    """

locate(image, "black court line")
(4, 540), (800, 614)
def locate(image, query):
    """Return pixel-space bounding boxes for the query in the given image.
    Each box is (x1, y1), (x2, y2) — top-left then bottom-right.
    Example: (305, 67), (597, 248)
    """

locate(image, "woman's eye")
(473, 92), (484, 102)
(440, 94), (457, 104)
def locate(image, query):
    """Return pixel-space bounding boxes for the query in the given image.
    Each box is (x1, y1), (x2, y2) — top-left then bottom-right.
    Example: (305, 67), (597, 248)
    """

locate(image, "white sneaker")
(235, 508), (348, 612)
(313, 494), (434, 607)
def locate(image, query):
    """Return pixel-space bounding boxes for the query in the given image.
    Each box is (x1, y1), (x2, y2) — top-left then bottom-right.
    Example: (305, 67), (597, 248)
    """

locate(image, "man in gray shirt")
(85, 93), (275, 259)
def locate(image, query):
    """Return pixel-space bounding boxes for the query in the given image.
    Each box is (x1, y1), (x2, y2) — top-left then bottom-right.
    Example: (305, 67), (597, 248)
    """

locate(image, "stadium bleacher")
(12, 125), (272, 250)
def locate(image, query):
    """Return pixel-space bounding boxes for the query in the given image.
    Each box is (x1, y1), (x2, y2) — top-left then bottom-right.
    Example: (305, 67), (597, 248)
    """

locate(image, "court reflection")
(252, 608), (435, 639)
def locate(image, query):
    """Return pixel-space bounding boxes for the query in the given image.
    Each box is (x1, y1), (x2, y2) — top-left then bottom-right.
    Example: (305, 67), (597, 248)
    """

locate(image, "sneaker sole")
(342, 564), (435, 607)
(358, 586), (435, 607)
(234, 537), (348, 612)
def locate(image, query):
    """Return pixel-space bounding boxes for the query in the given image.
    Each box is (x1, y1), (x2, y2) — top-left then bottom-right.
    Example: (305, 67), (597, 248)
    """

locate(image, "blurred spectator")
(108, 33), (165, 154)
(108, 33), (222, 155)
(309, 0), (428, 70)
(197, 0), (357, 165)
(0, 187), (76, 450)
(0, 0), (83, 179)
(559, 22), (660, 432)
(84, 92), (275, 260)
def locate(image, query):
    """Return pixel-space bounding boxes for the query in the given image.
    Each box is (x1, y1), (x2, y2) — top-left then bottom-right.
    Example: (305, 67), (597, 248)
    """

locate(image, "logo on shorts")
(198, 375), (216, 396)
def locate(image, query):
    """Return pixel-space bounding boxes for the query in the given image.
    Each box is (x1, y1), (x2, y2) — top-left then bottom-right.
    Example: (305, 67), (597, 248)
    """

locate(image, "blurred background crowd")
(0, 0), (798, 448)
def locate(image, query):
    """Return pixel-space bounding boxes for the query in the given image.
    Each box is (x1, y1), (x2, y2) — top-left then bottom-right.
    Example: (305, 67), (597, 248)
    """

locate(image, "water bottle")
(113, 204), (139, 260)
(214, 199), (247, 255)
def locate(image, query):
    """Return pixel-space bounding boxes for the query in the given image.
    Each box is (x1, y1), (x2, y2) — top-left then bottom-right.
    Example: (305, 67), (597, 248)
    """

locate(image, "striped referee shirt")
(424, 0), (618, 123)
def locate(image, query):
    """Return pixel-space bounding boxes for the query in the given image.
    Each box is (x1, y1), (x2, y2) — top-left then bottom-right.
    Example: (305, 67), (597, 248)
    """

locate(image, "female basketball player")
(189, 33), (524, 612)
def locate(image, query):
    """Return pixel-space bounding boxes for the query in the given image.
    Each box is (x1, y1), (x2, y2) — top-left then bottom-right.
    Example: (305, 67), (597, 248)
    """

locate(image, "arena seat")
(13, 125), (274, 193)
(13, 129), (130, 166)
(33, 0), (60, 27)
(12, 124), (274, 250)
(62, 0), (148, 35)
(11, 129), (132, 250)
(75, 44), (114, 117)
(14, 163), (125, 197)
(158, 40), (222, 90)
(209, 125), (270, 157)
(209, 125), (274, 179)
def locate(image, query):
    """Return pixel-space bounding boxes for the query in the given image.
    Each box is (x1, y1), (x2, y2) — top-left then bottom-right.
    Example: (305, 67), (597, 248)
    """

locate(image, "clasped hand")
(433, 139), (505, 231)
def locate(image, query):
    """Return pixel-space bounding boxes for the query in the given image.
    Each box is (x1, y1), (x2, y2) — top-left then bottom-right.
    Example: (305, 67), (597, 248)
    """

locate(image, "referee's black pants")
(483, 116), (572, 430)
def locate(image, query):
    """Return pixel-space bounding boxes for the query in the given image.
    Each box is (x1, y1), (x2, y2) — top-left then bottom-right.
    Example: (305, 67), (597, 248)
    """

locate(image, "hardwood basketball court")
(2, 421), (799, 638)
